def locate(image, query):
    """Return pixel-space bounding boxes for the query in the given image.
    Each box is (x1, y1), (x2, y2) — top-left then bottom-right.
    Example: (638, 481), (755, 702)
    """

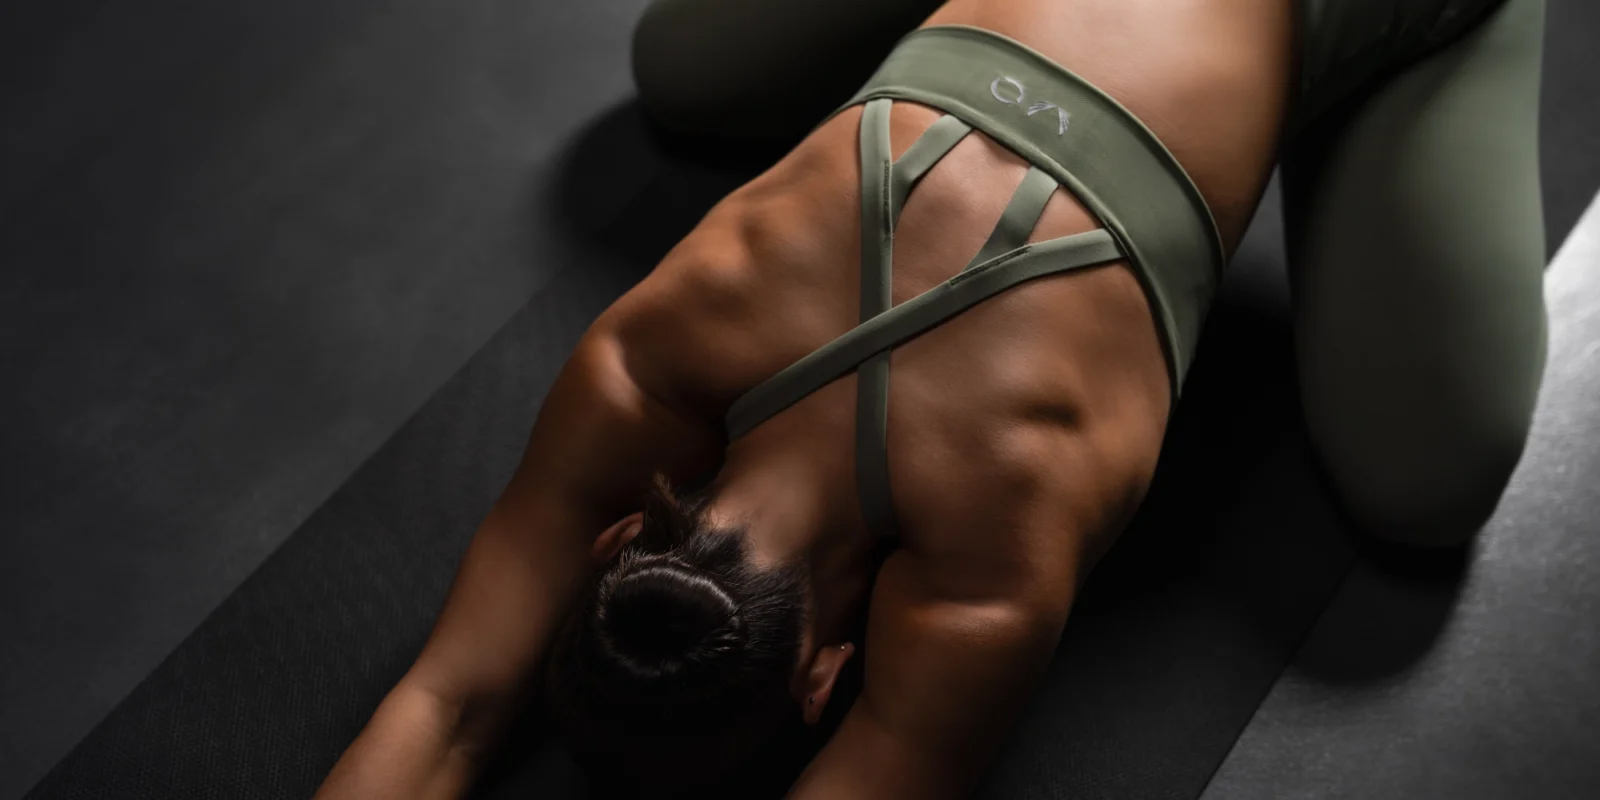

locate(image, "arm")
(787, 555), (1076, 800)
(316, 330), (718, 799)
(790, 420), (1139, 799)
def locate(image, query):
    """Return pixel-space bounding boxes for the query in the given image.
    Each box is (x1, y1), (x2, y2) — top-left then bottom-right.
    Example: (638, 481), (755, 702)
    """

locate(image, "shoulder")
(890, 410), (1156, 611)
(589, 207), (795, 424)
(511, 326), (721, 520)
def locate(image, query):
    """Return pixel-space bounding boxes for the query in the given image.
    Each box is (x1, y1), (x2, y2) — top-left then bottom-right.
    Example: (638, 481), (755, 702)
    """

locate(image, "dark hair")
(546, 474), (809, 793)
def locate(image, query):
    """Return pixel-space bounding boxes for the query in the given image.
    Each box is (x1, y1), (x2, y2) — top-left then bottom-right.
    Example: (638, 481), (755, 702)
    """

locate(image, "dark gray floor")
(3, 0), (1598, 799)
(0, 0), (654, 796)
(1534, 0), (1600, 250)
(1199, 195), (1600, 800)
(19, 161), (1358, 800)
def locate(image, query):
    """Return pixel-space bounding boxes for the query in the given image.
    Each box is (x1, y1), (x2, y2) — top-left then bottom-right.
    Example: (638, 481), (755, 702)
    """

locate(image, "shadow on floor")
(546, 99), (787, 270)
(1107, 228), (1473, 692)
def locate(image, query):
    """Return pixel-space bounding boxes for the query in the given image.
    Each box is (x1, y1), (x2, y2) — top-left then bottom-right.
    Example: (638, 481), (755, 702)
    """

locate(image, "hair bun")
(600, 559), (742, 678)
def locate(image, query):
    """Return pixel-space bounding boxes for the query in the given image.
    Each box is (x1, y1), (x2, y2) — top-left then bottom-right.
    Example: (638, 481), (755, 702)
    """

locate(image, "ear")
(591, 511), (644, 566)
(798, 642), (857, 725)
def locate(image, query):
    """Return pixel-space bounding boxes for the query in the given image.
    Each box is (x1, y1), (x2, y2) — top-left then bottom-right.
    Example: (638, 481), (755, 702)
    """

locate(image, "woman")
(318, 0), (1547, 797)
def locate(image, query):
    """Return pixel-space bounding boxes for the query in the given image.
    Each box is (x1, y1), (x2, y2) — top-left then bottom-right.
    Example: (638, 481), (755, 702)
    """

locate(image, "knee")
(1312, 391), (1540, 548)
(630, 1), (765, 138)
(1297, 266), (1549, 548)
(630, 1), (713, 134)
(1335, 437), (1528, 549)
(631, 0), (878, 141)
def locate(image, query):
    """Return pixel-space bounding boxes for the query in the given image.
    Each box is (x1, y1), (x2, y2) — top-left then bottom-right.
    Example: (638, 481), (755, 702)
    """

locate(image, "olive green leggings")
(631, 0), (1549, 546)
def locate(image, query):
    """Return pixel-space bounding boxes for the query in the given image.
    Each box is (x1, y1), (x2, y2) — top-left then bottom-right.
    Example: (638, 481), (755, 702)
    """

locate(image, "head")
(545, 474), (863, 796)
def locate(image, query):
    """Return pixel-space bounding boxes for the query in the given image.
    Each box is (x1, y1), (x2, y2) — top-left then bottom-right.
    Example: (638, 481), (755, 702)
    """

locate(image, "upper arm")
(790, 421), (1122, 799)
(401, 330), (720, 741)
(789, 553), (1078, 800)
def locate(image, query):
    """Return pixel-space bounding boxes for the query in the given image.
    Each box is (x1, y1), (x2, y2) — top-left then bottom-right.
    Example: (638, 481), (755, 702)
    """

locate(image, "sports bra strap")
(966, 167), (1057, 270)
(889, 114), (972, 221)
(855, 98), (897, 537)
(724, 227), (1126, 441)
(858, 99), (895, 322)
(858, 104), (973, 537)
(723, 99), (1124, 540)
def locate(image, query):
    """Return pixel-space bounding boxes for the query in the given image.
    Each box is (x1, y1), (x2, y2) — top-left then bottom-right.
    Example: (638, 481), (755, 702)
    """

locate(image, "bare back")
(602, 0), (1297, 559)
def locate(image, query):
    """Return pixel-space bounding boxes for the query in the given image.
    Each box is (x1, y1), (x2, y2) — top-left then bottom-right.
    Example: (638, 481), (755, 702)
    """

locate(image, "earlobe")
(591, 511), (644, 565)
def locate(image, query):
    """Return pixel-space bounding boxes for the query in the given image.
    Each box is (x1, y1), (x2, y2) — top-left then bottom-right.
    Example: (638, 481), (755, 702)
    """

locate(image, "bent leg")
(1282, 0), (1548, 546)
(631, 0), (942, 140)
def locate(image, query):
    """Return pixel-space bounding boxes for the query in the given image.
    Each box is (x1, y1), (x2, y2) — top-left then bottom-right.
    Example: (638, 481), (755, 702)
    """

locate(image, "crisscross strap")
(859, 99), (894, 323)
(889, 114), (972, 220)
(827, 25), (1228, 390)
(856, 102), (974, 537)
(965, 167), (1057, 270)
(726, 100), (1123, 539)
(856, 99), (897, 537)
(726, 227), (1125, 442)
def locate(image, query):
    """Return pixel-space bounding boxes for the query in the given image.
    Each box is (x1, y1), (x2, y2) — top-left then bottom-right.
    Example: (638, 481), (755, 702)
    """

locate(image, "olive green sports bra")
(724, 26), (1224, 539)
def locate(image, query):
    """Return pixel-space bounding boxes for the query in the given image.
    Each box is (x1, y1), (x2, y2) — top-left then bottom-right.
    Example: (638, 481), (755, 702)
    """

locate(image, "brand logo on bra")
(990, 76), (1070, 135)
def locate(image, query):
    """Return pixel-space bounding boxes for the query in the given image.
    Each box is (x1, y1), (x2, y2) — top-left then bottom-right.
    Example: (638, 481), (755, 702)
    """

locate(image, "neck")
(703, 441), (876, 637)
(704, 445), (837, 564)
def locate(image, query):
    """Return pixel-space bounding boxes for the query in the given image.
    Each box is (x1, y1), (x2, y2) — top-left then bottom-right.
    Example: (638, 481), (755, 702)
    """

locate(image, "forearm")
(315, 332), (716, 798)
(316, 680), (494, 800)
(315, 506), (575, 800)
